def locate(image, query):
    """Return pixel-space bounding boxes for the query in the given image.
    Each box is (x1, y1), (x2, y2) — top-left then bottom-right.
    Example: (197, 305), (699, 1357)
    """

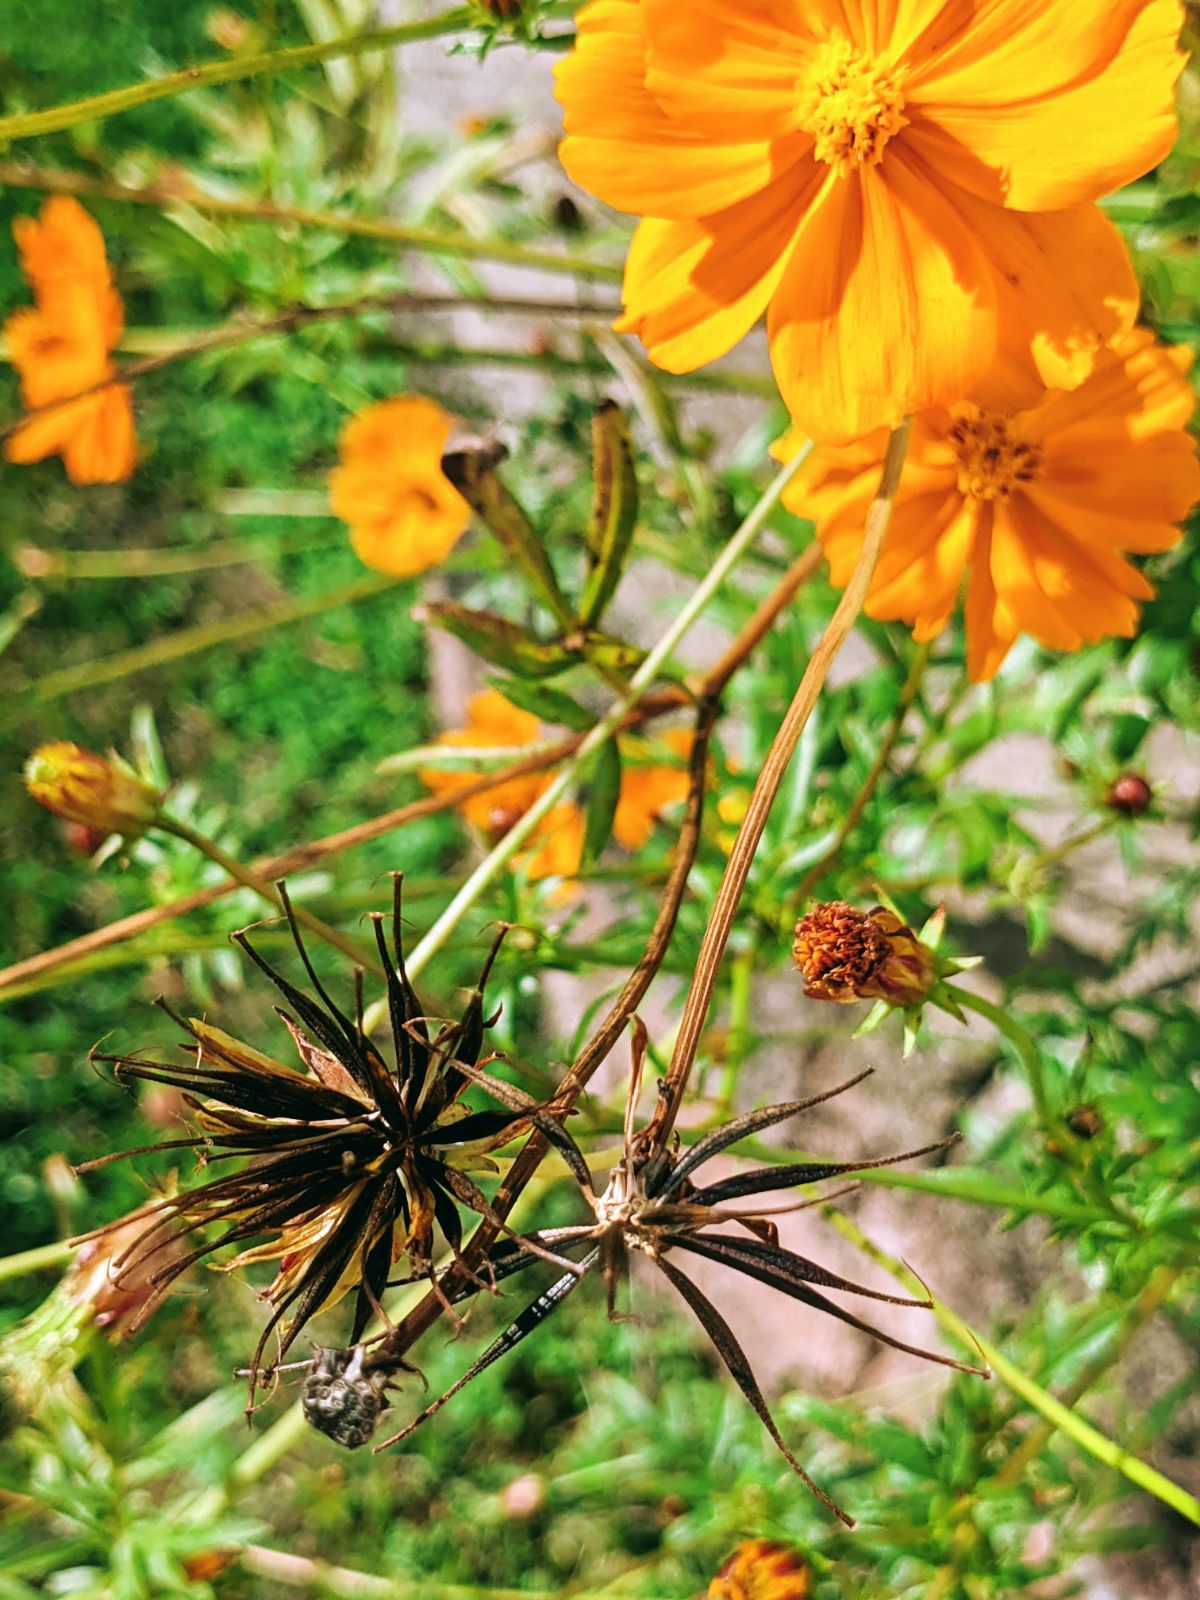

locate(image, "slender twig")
(389, 448), (817, 993)
(786, 640), (930, 909)
(0, 160), (623, 283)
(156, 816), (379, 972)
(830, 1210), (1200, 1527)
(994, 1264), (1180, 1490)
(660, 420), (912, 1138)
(0, 741), (579, 998)
(945, 987), (1052, 1131)
(373, 695), (720, 1370)
(25, 574), (397, 705)
(0, 1239), (75, 1284)
(0, 290), (618, 450)
(0, 8), (479, 144)
(16, 528), (345, 580)
(239, 1544), (564, 1600)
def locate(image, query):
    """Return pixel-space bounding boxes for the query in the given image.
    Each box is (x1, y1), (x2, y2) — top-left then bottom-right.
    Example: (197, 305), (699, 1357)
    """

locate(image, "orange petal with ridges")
(642, 0), (814, 140)
(616, 172), (811, 373)
(962, 197), (1137, 411)
(907, 0), (1181, 211)
(556, 0), (780, 220)
(767, 158), (997, 444)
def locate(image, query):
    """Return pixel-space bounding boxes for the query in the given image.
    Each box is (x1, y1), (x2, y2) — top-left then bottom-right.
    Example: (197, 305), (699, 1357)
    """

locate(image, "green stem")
(716, 941), (756, 1115)
(994, 1264), (1181, 1489)
(0, 9), (477, 144)
(0, 1238), (75, 1284)
(25, 572), (397, 705)
(946, 985), (1052, 1130)
(828, 1211), (1200, 1528)
(17, 527), (344, 580)
(0, 161), (624, 283)
(372, 441), (818, 1010)
(158, 815), (379, 972)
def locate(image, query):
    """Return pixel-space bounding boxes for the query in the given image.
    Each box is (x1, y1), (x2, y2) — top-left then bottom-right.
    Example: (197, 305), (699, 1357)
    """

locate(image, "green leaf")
(578, 400), (639, 627)
(582, 738), (622, 867)
(417, 602), (575, 679)
(441, 445), (575, 630)
(487, 678), (595, 732)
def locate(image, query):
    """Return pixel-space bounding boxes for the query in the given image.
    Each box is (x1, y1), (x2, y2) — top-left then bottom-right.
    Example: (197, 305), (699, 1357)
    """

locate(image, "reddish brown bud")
(1067, 1104), (1103, 1140)
(793, 900), (936, 1007)
(708, 1539), (812, 1600)
(1105, 772), (1153, 817)
(24, 742), (163, 838)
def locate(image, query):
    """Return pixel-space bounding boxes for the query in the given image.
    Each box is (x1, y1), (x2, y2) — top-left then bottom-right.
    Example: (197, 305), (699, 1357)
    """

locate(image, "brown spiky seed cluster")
(792, 900), (891, 1001)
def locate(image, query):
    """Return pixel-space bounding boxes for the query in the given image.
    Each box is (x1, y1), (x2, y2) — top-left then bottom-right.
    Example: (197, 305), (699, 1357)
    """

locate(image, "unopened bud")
(64, 1208), (182, 1341)
(793, 900), (936, 1007)
(24, 742), (163, 838)
(1105, 772), (1153, 817)
(474, 0), (524, 18)
(708, 1539), (812, 1600)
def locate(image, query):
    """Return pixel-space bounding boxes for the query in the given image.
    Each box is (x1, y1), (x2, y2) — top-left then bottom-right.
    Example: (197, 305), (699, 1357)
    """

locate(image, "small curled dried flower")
(24, 741), (163, 839)
(708, 1539), (812, 1600)
(793, 900), (936, 1008)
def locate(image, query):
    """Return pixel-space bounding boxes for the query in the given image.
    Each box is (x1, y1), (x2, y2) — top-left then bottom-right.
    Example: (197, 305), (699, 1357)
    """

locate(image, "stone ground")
(386, 16), (1199, 1594)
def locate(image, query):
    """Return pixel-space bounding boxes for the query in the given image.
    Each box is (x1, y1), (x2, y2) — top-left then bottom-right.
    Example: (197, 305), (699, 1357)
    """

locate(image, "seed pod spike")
(374, 1253), (599, 1453)
(654, 1254), (854, 1529)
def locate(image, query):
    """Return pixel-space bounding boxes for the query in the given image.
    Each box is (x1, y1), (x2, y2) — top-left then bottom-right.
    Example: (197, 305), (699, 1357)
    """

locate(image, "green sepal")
(442, 445), (575, 630)
(577, 630), (645, 675)
(417, 602), (575, 679)
(578, 400), (639, 628)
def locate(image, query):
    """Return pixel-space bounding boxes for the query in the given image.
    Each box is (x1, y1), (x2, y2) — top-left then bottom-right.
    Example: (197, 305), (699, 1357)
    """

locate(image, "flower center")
(948, 414), (1043, 501)
(800, 38), (907, 177)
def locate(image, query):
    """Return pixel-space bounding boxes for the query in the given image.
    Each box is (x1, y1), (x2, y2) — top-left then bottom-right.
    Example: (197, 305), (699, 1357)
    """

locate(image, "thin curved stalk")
(660, 419), (911, 1136)
(0, 9), (477, 144)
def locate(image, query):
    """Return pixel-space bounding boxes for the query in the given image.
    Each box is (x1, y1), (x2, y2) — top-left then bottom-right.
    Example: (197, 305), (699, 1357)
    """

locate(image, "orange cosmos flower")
(3, 197), (136, 483)
(555, 0), (1183, 443)
(330, 395), (471, 576)
(775, 327), (1200, 680)
(420, 691), (694, 878)
(419, 689), (585, 886)
(611, 726), (691, 850)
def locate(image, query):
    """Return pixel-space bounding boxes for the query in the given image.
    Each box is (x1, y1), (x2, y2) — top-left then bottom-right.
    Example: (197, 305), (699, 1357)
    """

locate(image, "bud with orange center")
(793, 900), (936, 1008)
(24, 741), (163, 838)
(707, 1539), (812, 1600)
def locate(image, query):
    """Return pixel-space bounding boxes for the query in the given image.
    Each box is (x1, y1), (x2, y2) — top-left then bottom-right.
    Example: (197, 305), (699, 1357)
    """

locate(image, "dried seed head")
(1105, 771), (1153, 817)
(302, 1346), (390, 1450)
(24, 741), (162, 838)
(708, 1539), (812, 1600)
(794, 901), (937, 1007)
(793, 900), (890, 1001)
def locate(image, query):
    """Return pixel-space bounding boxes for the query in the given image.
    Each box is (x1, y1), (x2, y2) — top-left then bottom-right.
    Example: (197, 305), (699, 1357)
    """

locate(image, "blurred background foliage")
(0, 3), (1198, 1598)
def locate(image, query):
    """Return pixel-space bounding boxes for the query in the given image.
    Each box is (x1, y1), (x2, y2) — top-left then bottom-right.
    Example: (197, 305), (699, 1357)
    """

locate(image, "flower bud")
(1105, 772), (1153, 817)
(64, 1208), (182, 1340)
(475, 0), (524, 17)
(708, 1539), (812, 1600)
(793, 900), (936, 1007)
(24, 741), (163, 838)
